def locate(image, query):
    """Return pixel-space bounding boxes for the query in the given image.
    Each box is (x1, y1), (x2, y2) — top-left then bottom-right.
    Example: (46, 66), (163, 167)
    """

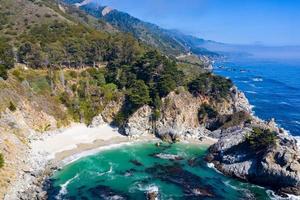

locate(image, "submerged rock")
(88, 185), (128, 200)
(130, 160), (143, 167)
(145, 164), (220, 199)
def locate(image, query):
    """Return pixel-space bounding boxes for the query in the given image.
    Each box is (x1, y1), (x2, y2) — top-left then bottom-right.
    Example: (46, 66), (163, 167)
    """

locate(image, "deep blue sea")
(214, 58), (300, 136)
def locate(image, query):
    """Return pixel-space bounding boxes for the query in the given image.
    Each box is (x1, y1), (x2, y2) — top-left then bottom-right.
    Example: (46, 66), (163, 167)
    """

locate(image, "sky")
(99, 0), (300, 46)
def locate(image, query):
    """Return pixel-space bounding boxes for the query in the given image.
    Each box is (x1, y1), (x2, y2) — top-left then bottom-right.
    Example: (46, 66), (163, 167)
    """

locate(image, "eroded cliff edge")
(124, 86), (300, 196)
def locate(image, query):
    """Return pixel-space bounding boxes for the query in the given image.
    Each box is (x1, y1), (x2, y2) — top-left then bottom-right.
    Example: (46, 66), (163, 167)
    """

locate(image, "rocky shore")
(124, 86), (300, 197)
(206, 121), (300, 197)
(3, 86), (300, 199)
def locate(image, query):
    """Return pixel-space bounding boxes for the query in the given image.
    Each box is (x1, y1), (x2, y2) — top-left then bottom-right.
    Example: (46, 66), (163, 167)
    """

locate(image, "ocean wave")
(295, 137), (300, 149)
(223, 181), (255, 198)
(241, 80), (250, 84)
(155, 153), (182, 160)
(279, 102), (292, 106)
(56, 173), (80, 200)
(97, 163), (113, 176)
(61, 141), (154, 166)
(293, 121), (300, 125)
(129, 183), (159, 194)
(206, 163), (222, 174)
(267, 190), (300, 200)
(245, 91), (257, 94)
(252, 78), (264, 82)
(223, 180), (245, 191)
(249, 83), (257, 88)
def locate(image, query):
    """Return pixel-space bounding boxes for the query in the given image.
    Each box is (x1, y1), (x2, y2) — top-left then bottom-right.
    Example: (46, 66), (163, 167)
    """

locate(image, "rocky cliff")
(206, 118), (300, 196)
(124, 86), (300, 196)
(125, 86), (250, 140)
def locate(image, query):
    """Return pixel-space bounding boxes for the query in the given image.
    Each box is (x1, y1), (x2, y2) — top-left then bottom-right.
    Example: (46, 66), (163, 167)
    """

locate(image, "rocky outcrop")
(230, 86), (252, 114)
(206, 122), (300, 196)
(125, 105), (153, 137)
(124, 86), (300, 196)
(125, 87), (250, 140)
(101, 96), (125, 124)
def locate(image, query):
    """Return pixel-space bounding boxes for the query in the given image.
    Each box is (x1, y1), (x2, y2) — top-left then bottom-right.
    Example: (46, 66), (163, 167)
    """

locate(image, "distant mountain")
(61, 0), (218, 57)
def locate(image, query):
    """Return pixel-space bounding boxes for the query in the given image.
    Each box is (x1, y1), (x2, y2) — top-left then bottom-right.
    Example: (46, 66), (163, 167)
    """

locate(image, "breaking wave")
(56, 174), (80, 200)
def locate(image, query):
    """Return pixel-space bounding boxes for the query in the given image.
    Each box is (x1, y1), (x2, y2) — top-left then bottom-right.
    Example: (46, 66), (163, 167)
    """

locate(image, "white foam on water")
(97, 163), (113, 176)
(253, 78), (264, 82)
(295, 137), (300, 149)
(206, 163), (223, 174)
(241, 80), (250, 83)
(61, 141), (143, 166)
(223, 180), (243, 191)
(56, 173), (79, 200)
(279, 102), (292, 106)
(245, 90), (257, 94)
(155, 153), (180, 160)
(267, 190), (300, 200)
(294, 121), (300, 125)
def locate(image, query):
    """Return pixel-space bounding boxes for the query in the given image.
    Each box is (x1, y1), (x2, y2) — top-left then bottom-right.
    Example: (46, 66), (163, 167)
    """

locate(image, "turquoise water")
(48, 142), (272, 200)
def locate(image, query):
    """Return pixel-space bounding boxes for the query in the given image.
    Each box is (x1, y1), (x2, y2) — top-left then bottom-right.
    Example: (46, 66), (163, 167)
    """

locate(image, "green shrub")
(127, 80), (151, 108)
(114, 111), (127, 127)
(221, 111), (250, 129)
(0, 64), (8, 80)
(69, 71), (77, 79)
(246, 127), (277, 152)
(102, 83), (117, 102)
(188, 73), (233, 99)
(12, 69), (25, 81)
(0, 153), (4, 168)
(198, 104), (218, 123)
(9, 101), (16, 112)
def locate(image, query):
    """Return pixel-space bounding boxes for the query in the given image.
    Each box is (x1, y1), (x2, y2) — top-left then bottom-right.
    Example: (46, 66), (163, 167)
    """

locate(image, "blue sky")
(99, 0), (300, 45)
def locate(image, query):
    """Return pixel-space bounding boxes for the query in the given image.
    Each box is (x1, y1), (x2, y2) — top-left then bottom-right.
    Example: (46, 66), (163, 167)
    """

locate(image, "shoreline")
(4, 123), (217, 200)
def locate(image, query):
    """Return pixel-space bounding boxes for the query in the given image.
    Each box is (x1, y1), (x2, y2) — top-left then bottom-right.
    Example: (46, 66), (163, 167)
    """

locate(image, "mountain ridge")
(61, 0), (219, 57)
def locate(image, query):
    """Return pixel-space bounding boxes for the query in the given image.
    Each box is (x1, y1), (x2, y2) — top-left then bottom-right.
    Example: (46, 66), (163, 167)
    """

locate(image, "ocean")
(214, 58), (300, 136)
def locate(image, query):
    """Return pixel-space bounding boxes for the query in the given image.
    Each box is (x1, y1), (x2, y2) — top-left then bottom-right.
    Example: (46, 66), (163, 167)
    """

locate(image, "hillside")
(61, 0), (218, 57)
(1, 0), (300, 199)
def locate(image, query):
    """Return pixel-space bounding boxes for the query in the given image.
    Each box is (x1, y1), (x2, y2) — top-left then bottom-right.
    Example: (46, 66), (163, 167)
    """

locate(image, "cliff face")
(206, 118), (300, 196)
(125, 86), (250, 140)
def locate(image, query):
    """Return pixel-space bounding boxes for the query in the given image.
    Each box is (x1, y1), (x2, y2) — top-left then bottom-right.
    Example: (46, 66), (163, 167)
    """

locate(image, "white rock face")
(125, 88), (236, 140)
(74, 0), (94, 7)
(102, 6), (114, 16)
(125, 105), (153, 136)
(89, 114), (105, 128)
(231, 86), (252, 114)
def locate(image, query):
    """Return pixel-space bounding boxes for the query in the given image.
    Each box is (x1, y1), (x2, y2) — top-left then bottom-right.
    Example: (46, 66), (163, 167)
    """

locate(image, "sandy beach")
(4, 123), (217, 200)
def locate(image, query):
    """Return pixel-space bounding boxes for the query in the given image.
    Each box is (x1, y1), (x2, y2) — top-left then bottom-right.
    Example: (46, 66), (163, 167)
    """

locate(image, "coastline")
(4, 123), (217, 200)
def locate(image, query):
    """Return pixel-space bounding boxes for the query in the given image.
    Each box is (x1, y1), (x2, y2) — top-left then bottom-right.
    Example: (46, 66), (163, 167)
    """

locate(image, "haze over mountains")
(63, 0), (300, 61)
(62, 0), (219, 57)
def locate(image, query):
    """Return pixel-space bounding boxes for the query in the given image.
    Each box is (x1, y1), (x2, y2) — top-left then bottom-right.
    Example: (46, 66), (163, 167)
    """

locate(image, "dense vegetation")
(0, 38), (14, 80)
(188, 73), (233, 100)
(0, 2), (233, 126)
(16, 22), (142, 68)
(246, 127), (277, 152)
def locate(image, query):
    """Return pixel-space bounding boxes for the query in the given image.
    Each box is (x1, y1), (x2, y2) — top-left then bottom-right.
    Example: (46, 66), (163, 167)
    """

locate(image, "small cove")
(48, 142), (273, 200)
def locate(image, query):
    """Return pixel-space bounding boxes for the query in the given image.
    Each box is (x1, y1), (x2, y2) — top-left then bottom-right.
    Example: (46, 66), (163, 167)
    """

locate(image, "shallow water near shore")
(48, 142), (274, 200)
